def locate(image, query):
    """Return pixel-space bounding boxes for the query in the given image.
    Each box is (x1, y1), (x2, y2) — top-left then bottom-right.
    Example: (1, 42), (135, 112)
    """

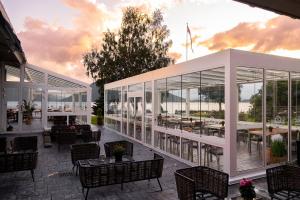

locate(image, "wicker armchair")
(92, 129), (101, 145)
(12, 136), (37, 152)
(71, 143), (100, 175)
(79, 153), (164, 200)
(57, 132), (77, 151)
(104, 140), (133, 158)
(82, 130), (93, 143)
(0, 137), (7, 154)
(175, 166), (229, 200)
(266, 165), (300, 199)
(0, 152), (38, 181)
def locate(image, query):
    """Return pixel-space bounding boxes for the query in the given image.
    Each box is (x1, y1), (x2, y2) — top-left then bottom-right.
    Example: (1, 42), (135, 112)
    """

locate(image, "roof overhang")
(0, 2), (26, 67)
(234, 0), (300, 19)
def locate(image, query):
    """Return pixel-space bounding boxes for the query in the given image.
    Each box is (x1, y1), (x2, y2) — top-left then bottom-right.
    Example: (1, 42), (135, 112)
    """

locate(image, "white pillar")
(224, 53), (237, 176)
(87, 87), (92, 125)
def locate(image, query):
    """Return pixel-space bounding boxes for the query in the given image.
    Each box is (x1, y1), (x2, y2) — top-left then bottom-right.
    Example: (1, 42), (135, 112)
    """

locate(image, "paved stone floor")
(0, 127), (271, 200)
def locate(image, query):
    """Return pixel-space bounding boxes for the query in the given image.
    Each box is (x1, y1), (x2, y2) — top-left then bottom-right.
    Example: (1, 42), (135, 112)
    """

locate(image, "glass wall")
(265, 70), (289, 165)
(122, 86), (127, 135)
(156, 79), (167, 127)
(105, 87), (121, 117)
(291, 72), (300, 161)
(6, 87), (19, 131)
(145, 82), (152, 145)
(236, 67), (264, 171)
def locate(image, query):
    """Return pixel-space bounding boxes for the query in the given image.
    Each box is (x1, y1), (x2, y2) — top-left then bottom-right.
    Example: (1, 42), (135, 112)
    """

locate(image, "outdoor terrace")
(0, 127), (270, 200)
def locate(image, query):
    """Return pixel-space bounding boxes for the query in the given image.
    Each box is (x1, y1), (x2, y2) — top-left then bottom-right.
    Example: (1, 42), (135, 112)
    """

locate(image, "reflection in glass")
(6, 87), (19, 131)
(291, 72), (300, 161)
(5, 65), (20, 82)
(155, 79), (167, 127)
(166, 76), (181, 129)
(122, 86), (127, 134)
(154, 131), (165, 150)
(106, 87), (121, 117)
(236, 67), (264, 171)
(266, 70), (288, 165)
(166, 134), (180, 156)
(181, 138), (199, 164)
(145, 82), (152, 144)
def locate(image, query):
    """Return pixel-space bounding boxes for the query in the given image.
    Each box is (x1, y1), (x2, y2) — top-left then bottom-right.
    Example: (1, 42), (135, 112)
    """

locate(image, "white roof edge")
(26, 63), (91, 88)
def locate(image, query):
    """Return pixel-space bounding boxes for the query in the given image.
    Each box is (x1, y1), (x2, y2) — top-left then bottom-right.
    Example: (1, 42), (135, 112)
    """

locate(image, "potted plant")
(239, 178), (256, 200)
(22, 100), (35, 125)
(270, 139), (287, 164)
(113, 144), (125, 162)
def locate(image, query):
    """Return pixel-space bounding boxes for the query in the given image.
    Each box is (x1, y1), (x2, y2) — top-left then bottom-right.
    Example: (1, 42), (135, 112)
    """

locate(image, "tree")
(83, 7), (173, 118)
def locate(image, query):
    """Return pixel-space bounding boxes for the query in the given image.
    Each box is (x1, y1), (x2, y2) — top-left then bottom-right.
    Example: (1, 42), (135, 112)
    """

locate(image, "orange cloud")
(18, 0), (109, 83)
(199, 16), (300, 52)
(168, 51), (182, 62)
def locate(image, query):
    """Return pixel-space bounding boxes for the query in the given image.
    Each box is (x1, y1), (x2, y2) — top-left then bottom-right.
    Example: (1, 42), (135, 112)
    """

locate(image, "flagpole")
(186, 23), (188, 61)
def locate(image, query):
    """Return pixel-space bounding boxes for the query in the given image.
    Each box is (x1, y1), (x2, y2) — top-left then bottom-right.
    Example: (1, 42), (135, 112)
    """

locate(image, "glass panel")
(181, 138), (199, 164)
(155, 79), (167, 127)
(122, 86), (127, 134)
(48, 90), (63, 112)
(154, 131), (165, 150)
(63, 92), (73, 112)
(265, 70), (288, 165)
(105, 87), (121, 117)
(135, 97), (142, 141)
(236, 67), (264, 171)
(145, 82), (152, 144)
(5, 65), (20, 82)
(22, 87), (43, 131)
(166, 134), (180, 156)
(166, 76), (182, 130)
(291, 72), (300, 161)
(201, 67), (225, 138)
(47, 116), (67, 126)
(6, 87), (19, 131)
(201, 143), (223, 171)
(182, 72), (201, 133)
(69, 115), (87, 125)
(128, 97), (135, 138)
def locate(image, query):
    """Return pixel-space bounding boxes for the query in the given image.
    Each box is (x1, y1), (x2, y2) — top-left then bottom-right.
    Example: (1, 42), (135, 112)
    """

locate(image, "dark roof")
(0, 6), (26, 67)
(234, 0), (300, 19)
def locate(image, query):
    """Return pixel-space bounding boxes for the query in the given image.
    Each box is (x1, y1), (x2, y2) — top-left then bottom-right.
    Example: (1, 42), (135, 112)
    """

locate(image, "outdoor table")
(78, 155), (134, 167)
(248, 128), (288, 153)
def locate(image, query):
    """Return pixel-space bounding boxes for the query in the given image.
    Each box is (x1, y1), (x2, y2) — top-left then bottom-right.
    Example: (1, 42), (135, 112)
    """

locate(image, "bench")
(79, 153), (164, 200)
(0, 152), (38, 181)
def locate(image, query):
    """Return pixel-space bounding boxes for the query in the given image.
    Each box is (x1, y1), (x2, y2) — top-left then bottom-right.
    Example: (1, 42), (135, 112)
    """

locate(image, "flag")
(187, 23), (193, 52)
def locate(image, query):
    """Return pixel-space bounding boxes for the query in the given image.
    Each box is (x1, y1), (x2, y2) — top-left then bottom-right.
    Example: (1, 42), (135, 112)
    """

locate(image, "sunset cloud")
(199, 16), (300, 53)
(18, 0), (110, 83)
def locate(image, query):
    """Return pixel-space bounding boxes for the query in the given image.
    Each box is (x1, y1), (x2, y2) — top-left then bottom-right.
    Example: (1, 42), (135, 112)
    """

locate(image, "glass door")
(5, 87), (20, 132)
(128, 96), (143, 141)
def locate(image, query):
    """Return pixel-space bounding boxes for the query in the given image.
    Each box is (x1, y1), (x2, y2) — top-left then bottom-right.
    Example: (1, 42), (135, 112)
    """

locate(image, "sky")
(2, 0), (300, 84)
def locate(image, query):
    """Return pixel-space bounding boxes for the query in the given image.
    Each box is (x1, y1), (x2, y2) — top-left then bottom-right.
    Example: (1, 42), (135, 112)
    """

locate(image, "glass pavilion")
(104, 49), (300, 181)
(0, 64), (92, 133)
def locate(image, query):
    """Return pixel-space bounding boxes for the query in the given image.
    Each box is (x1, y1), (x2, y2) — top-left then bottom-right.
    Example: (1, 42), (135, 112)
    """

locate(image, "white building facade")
(104, 49), (300, 181)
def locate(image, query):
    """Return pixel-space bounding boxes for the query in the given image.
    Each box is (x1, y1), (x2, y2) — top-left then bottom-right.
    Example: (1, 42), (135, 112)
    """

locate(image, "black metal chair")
(71, 143), (100, 175)
(266, 165), (300, 199)
(175, 166), (229, 200)
(104, 140), (133, 158)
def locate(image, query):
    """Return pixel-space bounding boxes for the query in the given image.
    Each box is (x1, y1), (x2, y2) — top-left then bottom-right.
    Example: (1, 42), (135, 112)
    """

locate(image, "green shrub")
(271, 140), (286, 157)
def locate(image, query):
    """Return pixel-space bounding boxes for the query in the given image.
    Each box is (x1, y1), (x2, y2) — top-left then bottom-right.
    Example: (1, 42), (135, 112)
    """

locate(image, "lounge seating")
(266, 165), (300, 199)
(71, 143), (100, 175)
(0, 137), (7, 154)
(57, 132), (77, 151)
(79, 153), (164, 200)
(175, 166), (229, 200)
(11, 136), (37, 152)
(0, 152), (38, 181)
(104, 140), (133, 158)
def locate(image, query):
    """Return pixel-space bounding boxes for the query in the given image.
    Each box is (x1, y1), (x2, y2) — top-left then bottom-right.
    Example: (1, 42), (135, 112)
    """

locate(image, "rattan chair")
(71, 143), (100, 175)
(104, 140), (133, 158)
(266, 165), (300, 199)
(81, 130), (93, 143)
(12, 136), (37, 152)
(57, 132), (77, 151)
(175, 166), (229, 200)
(92, 129), (101, 145)
(0, 137), (7, 154)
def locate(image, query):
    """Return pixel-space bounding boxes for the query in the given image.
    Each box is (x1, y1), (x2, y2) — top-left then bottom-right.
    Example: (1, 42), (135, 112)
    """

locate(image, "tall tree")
(83, 7), (173, 119)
